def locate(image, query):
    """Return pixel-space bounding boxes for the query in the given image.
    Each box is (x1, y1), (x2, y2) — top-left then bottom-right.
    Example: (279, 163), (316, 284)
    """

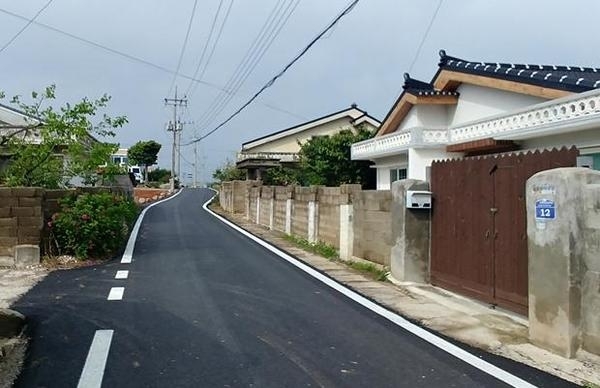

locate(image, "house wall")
(373, 154), (409, 190)
(407, 148), (456, 181)
(244, 117), (357, 153)
(519, 127), (600, 156)
(448, 84), (546, 127)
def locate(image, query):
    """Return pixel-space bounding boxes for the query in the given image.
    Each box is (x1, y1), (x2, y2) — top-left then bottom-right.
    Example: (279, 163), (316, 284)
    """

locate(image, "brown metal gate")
(430, 147), (578, 315)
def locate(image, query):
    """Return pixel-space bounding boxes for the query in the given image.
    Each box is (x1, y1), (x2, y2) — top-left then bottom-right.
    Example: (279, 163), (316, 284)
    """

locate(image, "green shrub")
(50, 192), (139, 259)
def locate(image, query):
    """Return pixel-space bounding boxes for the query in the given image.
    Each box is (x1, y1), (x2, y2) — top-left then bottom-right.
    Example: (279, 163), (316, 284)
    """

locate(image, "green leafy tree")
(212, 160), (245, 183)
(264, 166), (299, 186)
(147, 167), (171, 184)
(298, 125), (374, 187)
(127, 140), (162, 181)
(0, 85), (127, 188)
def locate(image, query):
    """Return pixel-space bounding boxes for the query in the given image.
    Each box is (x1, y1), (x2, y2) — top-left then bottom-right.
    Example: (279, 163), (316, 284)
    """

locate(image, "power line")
(195, 0), (299, 130)
(0, 0), (54, 54)
(0, 7), (227, 92)
(187, 0), (235, 99)
(407, 0), (444, 74)
(184, 0), (225, 97)
(185, 0), (360, 146)
(0, 5), (307, 122)
(191, 0), (287, 126)
(167, 0), (199, 97)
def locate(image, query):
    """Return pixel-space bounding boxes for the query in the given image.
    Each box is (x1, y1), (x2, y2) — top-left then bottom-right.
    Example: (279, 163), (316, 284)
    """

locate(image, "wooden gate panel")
(432, 147), (578, 314)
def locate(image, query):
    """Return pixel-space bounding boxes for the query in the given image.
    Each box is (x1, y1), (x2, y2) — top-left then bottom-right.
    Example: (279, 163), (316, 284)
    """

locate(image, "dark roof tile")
(438, 49), (600, 93)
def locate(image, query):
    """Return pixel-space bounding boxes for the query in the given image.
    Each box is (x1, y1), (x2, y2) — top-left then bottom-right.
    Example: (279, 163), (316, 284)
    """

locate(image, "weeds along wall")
(218, 181), (394, 267)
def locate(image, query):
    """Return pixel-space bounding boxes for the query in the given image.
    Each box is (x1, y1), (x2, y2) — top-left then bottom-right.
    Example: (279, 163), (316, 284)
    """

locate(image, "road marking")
(121, 189), (183, 263)
(202, 191), (537, 388)
(77, 329), (113, 388)
(107, 287), (124, 301)
(115, 270), (129, 279)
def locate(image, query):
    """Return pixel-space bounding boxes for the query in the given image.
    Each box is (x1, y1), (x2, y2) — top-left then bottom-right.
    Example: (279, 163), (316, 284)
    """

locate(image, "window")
(389, 167), (407, 183)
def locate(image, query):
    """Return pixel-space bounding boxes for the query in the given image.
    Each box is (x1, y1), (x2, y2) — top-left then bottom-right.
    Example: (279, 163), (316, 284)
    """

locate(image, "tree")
(212, 160), (245, 183)
(147, 168), (171, 183)
(297, 125), (374, 187)
(127, 140), (162, 181)
(0, 85), (127, 188)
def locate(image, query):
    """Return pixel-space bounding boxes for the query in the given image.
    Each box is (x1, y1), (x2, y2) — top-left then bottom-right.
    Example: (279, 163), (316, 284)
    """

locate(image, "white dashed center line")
(107, 287), (124, 301)
(115, 270), (129, 279)
(77, 329), (114, 388)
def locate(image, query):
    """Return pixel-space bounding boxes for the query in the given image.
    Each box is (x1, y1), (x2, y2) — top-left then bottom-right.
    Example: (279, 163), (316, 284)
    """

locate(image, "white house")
(238, 104), (380, 180)
(352, 50), (600, 189)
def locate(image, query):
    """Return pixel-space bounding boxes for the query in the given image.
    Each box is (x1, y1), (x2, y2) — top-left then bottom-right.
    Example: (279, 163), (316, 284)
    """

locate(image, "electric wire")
(167, 0), (199, 98)
(407, 0), (444, 74)
(0, 5), (306, 121)
(187, 0), (235, 99)
(190, 0), (287, 123)
(0, 0), (54, 54)
(0, 7), (227, 92)
(196, 0), (297, 128)
(184, 0), (225, 97)
(185, 0), (360, 145)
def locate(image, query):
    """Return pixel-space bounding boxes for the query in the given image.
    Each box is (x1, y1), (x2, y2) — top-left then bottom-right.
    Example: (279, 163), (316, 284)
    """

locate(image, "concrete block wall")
(219, 181), (395, 267)
(0, 188), (44, 264)
(353, 190), (392, 266)
(273, 187), (288, 232)
(317, 187), (341, 248)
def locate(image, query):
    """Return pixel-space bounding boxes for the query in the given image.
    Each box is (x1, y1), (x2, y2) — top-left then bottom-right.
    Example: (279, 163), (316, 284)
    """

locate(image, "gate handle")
(485, 230), (490, 239)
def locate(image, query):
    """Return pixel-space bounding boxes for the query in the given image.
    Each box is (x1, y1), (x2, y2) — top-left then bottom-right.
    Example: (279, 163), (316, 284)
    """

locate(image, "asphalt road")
(12, 188), (576, 387)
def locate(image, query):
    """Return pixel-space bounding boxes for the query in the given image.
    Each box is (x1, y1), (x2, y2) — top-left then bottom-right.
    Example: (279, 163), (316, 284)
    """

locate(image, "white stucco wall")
(448, 84), (546, 127)
(407, 148), (457, 181)
(372, 154), (408, 190)
(519, 128), (600, 154)
(397, 109), (419, 132)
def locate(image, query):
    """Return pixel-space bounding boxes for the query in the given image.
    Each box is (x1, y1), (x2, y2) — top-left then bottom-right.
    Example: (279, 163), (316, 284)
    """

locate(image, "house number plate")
(535, 198), (556, 221)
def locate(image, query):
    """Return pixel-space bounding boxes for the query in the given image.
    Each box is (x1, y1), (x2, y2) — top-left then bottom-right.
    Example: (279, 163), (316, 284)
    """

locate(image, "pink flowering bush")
(51, 192), (138, 259)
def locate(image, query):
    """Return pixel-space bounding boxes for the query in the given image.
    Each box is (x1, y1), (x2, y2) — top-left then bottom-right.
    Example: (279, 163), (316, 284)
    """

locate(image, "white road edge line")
(121, 189), (183, 264)
(115, 270), (129, 280)
(202, 190), (537, 388)
(77, 329), (114, 388)
(107, 287), (124, 301)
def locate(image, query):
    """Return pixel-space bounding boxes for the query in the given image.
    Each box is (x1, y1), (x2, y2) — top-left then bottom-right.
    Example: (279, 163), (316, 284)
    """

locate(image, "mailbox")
(406, 190), (432, 209)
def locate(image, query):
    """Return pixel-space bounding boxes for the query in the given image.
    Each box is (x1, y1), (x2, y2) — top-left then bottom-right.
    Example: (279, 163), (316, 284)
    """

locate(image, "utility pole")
(164, 87), (187, 192)
(193, 138), (198, 188)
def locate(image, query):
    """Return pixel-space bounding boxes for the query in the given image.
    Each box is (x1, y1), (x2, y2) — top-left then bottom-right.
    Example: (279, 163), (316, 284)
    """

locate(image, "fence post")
(255, 187), (261, 224)
(269, 188), (275, 230)
(285, 186), (294, 234)
(307, 186), (319, 244)
(339, 184), (361, 260)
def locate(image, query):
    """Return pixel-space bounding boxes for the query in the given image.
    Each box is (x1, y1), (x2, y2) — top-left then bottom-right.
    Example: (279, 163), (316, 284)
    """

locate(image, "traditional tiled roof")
(438, 49), (600, 93)
(403, 73), (459, 97)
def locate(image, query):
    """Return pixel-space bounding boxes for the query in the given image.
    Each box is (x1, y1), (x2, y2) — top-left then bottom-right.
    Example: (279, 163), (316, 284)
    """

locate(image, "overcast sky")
(1, 0), (599, 184)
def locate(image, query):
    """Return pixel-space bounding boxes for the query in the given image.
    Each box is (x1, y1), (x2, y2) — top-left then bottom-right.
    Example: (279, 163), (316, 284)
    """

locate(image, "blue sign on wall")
(535, 199), (556, 220)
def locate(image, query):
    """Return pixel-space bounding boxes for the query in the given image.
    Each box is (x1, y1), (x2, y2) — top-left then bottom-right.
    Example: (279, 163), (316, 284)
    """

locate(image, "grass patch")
(346, 260), (389, 281)
(282, 234), (338, 259)
(282, 234), (388, 281)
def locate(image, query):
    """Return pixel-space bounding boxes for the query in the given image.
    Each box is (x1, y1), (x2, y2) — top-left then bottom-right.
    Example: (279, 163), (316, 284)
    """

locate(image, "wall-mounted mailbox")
(406, 190), (432, 209)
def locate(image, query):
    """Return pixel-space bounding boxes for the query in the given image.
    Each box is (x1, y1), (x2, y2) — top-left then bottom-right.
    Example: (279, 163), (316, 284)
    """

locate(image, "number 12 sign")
(535, 199), (556, 220)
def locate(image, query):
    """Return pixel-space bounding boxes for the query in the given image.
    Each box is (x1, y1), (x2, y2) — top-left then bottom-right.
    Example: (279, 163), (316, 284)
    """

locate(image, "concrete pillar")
(285, 186), (294, 234)
(526, 167), (600, 358)
(339, 184), (361, 260)
(389, 180), (430, 283)
(268, 187), (275, 230)
(307, 187), (319, 244)
(255, 187), (261, 225)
